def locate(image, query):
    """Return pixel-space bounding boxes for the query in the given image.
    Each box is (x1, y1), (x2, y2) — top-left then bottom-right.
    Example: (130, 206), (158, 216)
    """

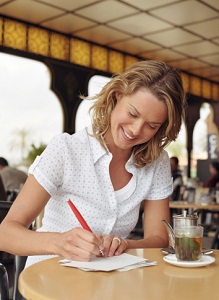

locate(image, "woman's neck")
(104, 130), (132, 162)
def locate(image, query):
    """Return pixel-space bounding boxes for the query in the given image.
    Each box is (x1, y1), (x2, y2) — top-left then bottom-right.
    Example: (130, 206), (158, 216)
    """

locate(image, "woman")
(0, 60), (186, 267)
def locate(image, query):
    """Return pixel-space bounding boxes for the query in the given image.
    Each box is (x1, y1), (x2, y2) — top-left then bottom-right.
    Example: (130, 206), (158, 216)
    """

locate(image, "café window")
(76, 75), (110, 132)
(0, 53), (63, 169)
(194, 103), (219, 181)
(166, 121), (187, 180)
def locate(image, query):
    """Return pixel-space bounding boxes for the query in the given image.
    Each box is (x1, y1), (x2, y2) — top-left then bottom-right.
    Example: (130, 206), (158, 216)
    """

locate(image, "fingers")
(75, 228), (104, 257)
(103, 234), (128, 257)
(113, 237), (121, 246)
(58, 228), (103, 261)
(94, 233), (105, 257)
(57, 229), (127, 261)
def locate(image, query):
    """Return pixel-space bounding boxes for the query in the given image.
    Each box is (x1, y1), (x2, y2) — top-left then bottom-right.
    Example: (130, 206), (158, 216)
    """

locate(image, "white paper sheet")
(59, 253), (157, 272)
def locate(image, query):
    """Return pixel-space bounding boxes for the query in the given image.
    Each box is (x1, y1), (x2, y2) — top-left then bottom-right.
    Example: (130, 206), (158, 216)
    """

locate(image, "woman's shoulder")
(138, 150), (169, 174)
(49, 127), (90, 145)
(154, 149), (169, 164)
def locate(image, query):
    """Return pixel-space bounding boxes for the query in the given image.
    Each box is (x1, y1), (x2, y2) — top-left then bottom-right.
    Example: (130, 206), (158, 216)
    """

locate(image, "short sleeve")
(146, 151), (173, 200)
(28, 134), (65, 195)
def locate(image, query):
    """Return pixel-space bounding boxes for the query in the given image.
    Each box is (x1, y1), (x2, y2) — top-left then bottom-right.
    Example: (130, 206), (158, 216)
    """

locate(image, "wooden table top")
(19, 248), (219, 300)
(169, 201), (219, 211)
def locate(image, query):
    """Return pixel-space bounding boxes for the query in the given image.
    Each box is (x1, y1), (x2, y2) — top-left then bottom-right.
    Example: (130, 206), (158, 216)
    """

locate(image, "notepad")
(59, 253), (157, 272)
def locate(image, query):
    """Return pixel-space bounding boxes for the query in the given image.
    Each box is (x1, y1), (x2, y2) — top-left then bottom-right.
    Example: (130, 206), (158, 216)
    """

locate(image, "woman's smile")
(107, 89), (168, 152)
(121, 127), (136, 140)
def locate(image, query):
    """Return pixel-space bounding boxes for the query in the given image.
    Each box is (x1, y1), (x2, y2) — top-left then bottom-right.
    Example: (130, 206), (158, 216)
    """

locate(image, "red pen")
(67, 199), (92, 231)
(67, 199), (104, 256)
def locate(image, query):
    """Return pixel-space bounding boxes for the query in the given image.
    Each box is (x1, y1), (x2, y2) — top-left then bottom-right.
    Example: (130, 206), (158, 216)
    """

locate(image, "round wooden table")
(169, 201), (219, 211)
(18, 248), (219, 300)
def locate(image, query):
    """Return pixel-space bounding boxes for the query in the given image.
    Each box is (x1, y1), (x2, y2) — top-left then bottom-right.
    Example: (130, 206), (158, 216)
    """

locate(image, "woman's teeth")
(124, 130), (134, 139)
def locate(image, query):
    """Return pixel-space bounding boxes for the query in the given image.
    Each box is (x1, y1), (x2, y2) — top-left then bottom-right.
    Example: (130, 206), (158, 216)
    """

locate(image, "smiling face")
(105, 89), (168, 153)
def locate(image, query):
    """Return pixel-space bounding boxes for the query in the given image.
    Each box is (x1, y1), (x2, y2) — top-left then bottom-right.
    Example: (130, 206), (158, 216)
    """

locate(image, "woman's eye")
(147, 123), (156, 130)
(129, 112), (137, 117)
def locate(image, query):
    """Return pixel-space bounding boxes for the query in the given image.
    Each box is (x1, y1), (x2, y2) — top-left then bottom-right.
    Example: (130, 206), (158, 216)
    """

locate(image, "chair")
(13, 256), (27, 300)
(0, 176), (7, 201)
(0, 263), (9, 300)
(0, 201), (14, 266)
(6, 190), (18, 202)
(211, 225), (219, 249)
(0, 201), (31, 300)
(0, 201), (12, 223)
(129, 202), (144, 239)
(13, 227), (31, 300)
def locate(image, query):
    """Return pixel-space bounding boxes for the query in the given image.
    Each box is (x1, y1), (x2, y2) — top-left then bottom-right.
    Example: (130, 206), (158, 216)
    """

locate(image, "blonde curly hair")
(87, 60), (186, 168)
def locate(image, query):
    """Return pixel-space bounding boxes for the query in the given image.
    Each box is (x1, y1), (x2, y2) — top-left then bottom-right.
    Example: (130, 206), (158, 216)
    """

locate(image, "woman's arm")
(127, 198), (170, 249)
(0, 175), (103, 261)
(103, 198), (170, 257)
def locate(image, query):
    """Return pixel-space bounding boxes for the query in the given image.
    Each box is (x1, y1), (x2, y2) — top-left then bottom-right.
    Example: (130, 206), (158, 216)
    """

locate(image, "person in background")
(202, 161), (219, 230)
(170, 156), (183, 200)
(203, 161), (219, 188)
(0, 60), (186, 267)
(0, 175), (7, 200)
(0, 157), (28, 192)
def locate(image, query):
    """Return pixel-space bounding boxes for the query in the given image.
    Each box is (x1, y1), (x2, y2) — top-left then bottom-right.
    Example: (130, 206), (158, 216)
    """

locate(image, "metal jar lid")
(173, 210), (198, 220)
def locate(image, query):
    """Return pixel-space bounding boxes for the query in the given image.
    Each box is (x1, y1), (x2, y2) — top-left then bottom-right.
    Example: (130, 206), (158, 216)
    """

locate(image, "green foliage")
(166, 140), (187, 159)
(23, 143), (46, 166)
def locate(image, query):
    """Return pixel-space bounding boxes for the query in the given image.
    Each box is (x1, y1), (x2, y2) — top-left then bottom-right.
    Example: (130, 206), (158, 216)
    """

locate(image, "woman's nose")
(131, 120), (143, 136)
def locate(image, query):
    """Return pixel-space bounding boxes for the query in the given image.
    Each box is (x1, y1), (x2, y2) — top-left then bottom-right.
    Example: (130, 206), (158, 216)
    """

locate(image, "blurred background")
(0, 0), (219, 183)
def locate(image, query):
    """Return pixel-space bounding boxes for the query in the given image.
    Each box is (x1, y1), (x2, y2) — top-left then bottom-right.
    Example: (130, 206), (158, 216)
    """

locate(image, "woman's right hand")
(54, 227), (103, 261)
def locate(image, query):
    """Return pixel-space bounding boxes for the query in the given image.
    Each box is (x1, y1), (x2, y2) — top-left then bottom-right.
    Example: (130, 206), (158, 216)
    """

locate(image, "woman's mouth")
(122, 128), (135, 140)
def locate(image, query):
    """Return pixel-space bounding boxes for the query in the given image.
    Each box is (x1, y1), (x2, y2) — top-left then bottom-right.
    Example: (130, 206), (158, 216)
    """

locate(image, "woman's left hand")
(102, 234), (128, 257)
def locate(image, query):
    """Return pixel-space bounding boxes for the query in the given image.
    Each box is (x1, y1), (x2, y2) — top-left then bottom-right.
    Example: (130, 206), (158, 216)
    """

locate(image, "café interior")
(0, 0), (219, 299)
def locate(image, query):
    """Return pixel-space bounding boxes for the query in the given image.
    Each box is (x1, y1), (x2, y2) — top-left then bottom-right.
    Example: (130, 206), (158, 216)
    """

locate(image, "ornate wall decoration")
(0, 16), (218, 101)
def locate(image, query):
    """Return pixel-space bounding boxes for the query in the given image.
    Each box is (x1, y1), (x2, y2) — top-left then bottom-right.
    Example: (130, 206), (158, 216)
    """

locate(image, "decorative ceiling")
(0, 0), (219, 84)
